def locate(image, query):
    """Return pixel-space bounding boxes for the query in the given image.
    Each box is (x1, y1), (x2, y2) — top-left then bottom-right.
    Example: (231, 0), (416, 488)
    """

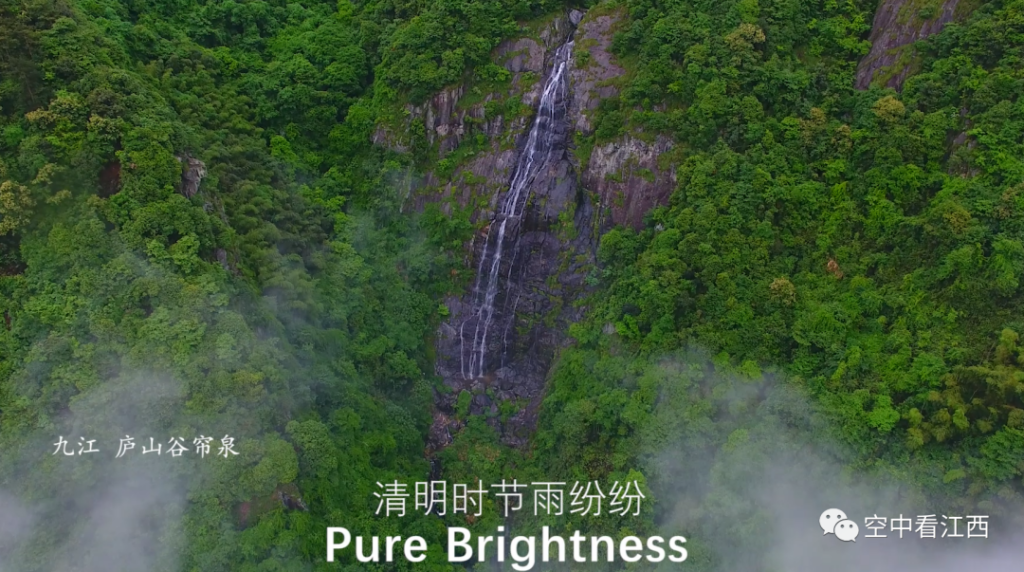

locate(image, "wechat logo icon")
(820, 508), (859, 542)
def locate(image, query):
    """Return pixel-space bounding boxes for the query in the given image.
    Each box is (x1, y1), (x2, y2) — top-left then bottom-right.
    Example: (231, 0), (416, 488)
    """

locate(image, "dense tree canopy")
(1, 0), (1023, 570)
(536, 1), (1024, 566)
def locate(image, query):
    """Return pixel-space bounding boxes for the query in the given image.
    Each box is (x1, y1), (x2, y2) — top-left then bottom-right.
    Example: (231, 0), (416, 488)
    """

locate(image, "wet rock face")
(424, 35), (551, 216)
(374, 8), (676, 450)
(430, 14), (598, 449)
(372, 15), (571, 167)
(855, 0), (967, 91)
(373, 22), (558, 221)
(434, 149), (597, 448)
(584, 135), (676, 229)
(413, 86), (467, 155)
(568, 9), (677, 230)
(567, 11), (625, 136)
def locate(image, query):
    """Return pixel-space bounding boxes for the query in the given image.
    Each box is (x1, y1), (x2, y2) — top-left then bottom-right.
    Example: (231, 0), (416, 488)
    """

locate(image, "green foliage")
(373, 0), (560, 103)
(3, 0), (1024, 570)
(534, 0), (1024, 566)
(455, 390), (472, 420)
(0, 0), (472, 569)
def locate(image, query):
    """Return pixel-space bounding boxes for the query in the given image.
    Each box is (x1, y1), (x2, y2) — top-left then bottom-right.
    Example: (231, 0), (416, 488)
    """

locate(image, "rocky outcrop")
(948, 107), (979, 178)
(374, 4), (678, 232)
(408, 86), (467, 156)
(584, 135), (676, 228)
(855, 0), (972, 91)
(372, 6), (679, 451)
(372, 20), (577, 225)
(175, 154), (206, 199)
(568, 7), (677, 230)
(429, 11), (599, 449)
(567, 9), (625, 136)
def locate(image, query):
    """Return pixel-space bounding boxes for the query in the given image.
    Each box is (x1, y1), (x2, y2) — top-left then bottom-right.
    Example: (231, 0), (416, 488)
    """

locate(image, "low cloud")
(0, 374), (189, 572)
(643, 349), (1024, 572)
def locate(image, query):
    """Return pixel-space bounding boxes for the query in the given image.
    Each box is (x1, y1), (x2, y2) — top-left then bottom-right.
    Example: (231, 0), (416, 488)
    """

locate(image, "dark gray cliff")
(373, 17), (577, 221)
(855, 0), (974, 91)
(569, 7), (677, 230)
(371, 6), (679, 452)
(425, 12), (600, 450)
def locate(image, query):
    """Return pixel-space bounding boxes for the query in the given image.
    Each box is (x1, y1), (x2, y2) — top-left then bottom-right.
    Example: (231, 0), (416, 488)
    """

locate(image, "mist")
(0, 373), (190, 572)
(641, 349), (1024, 572)
(0, 179), (439, 571)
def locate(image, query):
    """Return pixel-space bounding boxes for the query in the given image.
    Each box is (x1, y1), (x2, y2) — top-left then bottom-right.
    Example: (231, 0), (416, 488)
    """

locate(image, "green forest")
(1, 0), (1023, 570)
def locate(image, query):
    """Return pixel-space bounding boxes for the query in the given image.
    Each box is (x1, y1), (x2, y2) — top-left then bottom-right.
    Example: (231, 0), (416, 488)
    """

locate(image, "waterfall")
(458, 38), (575, 381)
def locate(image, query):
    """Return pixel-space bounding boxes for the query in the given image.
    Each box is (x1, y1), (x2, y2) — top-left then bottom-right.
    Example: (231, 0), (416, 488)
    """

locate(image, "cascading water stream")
(458, 38), (575, 381)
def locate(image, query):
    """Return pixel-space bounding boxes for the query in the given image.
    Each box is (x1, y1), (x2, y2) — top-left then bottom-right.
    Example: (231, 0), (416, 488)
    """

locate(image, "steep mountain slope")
(855, 0), (980, 90)
(1, 0), (1024, 571)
